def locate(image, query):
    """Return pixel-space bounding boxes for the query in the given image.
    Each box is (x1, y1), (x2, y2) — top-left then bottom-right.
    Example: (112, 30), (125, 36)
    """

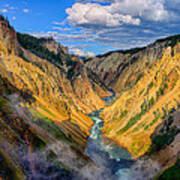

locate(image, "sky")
(0, 0), (180, 56)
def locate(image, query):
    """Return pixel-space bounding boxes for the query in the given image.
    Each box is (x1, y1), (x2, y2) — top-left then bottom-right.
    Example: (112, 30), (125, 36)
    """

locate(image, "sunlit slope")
(86, 35), (180, 93)
(0, 73), (98, 179)
(0, 17), (109, 148)
(100, 44), (180, 158)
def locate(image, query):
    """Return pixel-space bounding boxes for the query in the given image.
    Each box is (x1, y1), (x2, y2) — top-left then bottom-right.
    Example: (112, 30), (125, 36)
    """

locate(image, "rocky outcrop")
(0, 15), (179, 179)
(0, 16), (111, 179)
(85, 37), (180, 178)
(0, 74), (98, 180)
(85, 34), (180, 160)
(98, 43), (180, 159)
(86, 36), (180, 93)
(0, 17), (111, 148)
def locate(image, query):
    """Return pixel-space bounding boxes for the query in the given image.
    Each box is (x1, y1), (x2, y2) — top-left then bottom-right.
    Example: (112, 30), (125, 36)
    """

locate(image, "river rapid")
(85, 91), (137, 180)
(85, 91), (160, 180)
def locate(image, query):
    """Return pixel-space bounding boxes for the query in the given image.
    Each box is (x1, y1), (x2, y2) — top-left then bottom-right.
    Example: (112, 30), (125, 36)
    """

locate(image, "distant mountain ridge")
(85, 33), (180, 92)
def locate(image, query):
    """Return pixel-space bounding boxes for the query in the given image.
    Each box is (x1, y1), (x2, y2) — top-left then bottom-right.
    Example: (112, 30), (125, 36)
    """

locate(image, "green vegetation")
(132, 122), (146, 132)
(171, 79), (177, 90)
(117, 111), (145, 135)
(98, 34), (180, 61)
(31, 109), (51, 122)
(0, 97), (8, 109)
(67, 61), (78, 80)
(97, 46), (146, 58)
(0, 15), (9, 22)
(40, 106), (56, 118)
(29, 107), (72, 143)
(136, 73), (144, 83)
(32, 136), (46, 150)
(31, 109), (72, 143)
(156, 34), (180, 48)
(47, 150), (57, 160)
(104, 127), (111, 134)
(139, 88), (145, 96)
(145, 81), (153, 95)
(0, 97), (12, 115)
(149, 97), (155, 108)
(17, 33), (63, 65)
(110, 77), (142, 104)
(167, 115), (174, 126)
(117, 97), (156, 134)
(131, 142), (150, 155)
(18, 50), (46, 73)
(124, 73), (144, 92)
(144, 109), (161, 130)
(156, 83), (168, 100)
(158, 159), (180, 180)
(131, 142), (138, 155)
(120, 110), (128, 119)
(0, 151), (25, 180)
(151, 125), (179, 151)
(17, 32), (79, 81)
(44, 122), (72, 143)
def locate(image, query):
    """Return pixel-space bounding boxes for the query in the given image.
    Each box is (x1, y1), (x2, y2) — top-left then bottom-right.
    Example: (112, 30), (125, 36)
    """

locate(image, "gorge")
(0, 15), (179, 180)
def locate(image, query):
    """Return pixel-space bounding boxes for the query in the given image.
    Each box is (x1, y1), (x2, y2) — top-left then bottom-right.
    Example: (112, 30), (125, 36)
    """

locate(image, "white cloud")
(31, 31), (95, 42)
(71, 48), (94, 57)
(1, 9), (8, 13)
(12, 16), (16, 20)
(23, 9), (29, 13)
(3, 4), (18, 11)
(28, 0), (180, 55)
(9, 6), (18, 10)
(66, 3), (140, 27)
(52, 26), (71, 31)
(86, 51), (95, 57)
(4, 4), (10, 7)
(66, 0), (169, 29)
(111, 0), (169, 21)
(53, 21), (65, 26)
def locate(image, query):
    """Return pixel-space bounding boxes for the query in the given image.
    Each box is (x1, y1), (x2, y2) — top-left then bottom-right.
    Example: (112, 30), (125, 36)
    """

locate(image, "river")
(85, 90), (137, 180)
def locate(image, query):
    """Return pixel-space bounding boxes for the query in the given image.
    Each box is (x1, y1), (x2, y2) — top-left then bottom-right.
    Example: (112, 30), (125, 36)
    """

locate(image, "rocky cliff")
(86, 36), (180, 178)
(87, 35), (180, 168)
(0, 16), (111, 179)
(0, 15), (180, 179)
(86, 36), (180, 93)
(0, 17), (111, 146)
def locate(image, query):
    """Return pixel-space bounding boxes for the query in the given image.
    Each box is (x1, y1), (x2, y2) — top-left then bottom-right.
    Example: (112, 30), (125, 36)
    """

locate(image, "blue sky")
(0, 0), (180, 56)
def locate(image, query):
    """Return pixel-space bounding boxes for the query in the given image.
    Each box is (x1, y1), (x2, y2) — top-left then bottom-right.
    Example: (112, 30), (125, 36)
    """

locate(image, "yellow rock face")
(0, 20), (108, 148)
(101, 44), (180, 158)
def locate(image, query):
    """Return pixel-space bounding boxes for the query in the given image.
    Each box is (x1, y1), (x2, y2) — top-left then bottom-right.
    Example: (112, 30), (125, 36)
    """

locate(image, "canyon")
(0, 16), (179, 180)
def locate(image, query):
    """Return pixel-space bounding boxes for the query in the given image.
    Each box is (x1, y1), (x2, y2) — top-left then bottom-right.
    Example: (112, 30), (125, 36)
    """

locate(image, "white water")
(85, 91), (160, 180)
(85, 91), (134, 179)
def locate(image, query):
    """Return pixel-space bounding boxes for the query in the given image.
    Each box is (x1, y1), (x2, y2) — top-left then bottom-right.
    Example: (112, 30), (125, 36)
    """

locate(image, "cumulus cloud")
(66, 3), (141, 28)
(29, 0), (179, 55)
(111, 0), (169, 21)
(71, 48), (95, 57)
(66, 0), (170, 29)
